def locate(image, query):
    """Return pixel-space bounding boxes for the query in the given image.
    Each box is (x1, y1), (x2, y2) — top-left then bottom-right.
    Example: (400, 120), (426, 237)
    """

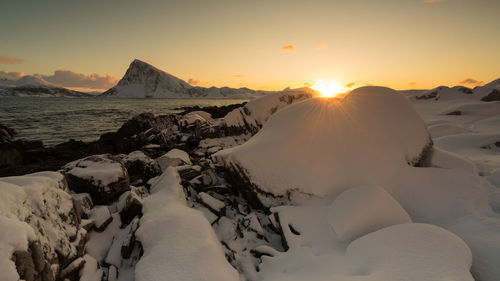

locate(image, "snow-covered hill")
(101, 59), (271, 99)
(0, 75), (93, 97)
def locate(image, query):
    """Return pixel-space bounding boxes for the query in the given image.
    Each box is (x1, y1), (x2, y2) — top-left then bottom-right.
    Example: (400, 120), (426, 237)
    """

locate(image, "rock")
(481, 89), (500, 102)
(121, 217), (140, 259)
(72, 193), (93, 219)
(415, 91), (438, 100)
(60, 257), (85, 280)
(0, 124), (16, 143)
(89, 206), (113, 232)
(179, 166), (202, 181)
(155, 148), (192, 171)
(0, 172), (81, 281)
(62, 154), (130, 204)
(446, 110), (462, 115)
(199, 192), (226, 215)
(118, 187), (147, 225)
(176, 103), (246, 119)
(0, 148), (23, 167)
(118, 150), (161, 185)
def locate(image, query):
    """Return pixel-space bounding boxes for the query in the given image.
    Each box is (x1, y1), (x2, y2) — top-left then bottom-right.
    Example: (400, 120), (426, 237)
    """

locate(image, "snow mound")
(135, 167), (239, 281)
(216, 86), (432, 207)
(179, 111), (213, 127)
(327, 185), (412, 242)
(345, 223), (473, 281)
(223, 89), (311, 134)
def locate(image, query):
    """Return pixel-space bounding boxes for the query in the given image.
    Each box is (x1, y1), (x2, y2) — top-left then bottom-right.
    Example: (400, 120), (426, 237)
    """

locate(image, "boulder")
(118, 151), (161, 185)
(216, 87), (433, 207)
(62, 154), (130, 204)
(118, 186), (148, 225)
(72, 193), (93, 219)
(89, 206), (113, 232)
(155, 148), (192, 171)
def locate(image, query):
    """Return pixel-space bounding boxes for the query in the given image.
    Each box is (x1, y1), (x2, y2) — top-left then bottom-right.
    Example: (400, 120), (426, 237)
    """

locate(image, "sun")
(312, 80), (345, 98)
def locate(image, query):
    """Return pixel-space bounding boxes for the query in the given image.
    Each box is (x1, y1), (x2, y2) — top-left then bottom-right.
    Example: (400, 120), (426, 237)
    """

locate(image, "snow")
(199, 192), (225, 213)
(223, 89), (311, 132)
(0, 172), (80, 280)
(327, 185), (412, 242)
(216, 86), (431, 206)
(79, 254), (103, 281)
(89, 206), (112, 230)
(156, 148), (192, 171)
(179, 111), (213, 126)
(135, 167), (239, 281)
(63, 155), (126, 187)
(86, 213), (122, 262)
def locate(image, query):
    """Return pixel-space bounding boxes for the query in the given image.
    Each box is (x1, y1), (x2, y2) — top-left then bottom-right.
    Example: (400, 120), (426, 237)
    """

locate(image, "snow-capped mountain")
(0, 75), (93, 97)
(101, 59), (268, 99)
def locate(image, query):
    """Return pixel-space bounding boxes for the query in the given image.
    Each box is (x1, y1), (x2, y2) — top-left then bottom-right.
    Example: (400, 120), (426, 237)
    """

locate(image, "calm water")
(0, 97), (247, 146)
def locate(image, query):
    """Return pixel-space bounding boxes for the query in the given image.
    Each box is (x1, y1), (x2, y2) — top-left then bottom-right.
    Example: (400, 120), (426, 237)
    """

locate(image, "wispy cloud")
(459, 78), (484, 86)
(345, 82), (355, 88)
(0, 70), (24, 81)
(408, 82), (417, 86)
(38, 70), (118, 89)
(280, 44), (296, 52)
(316, 44), (328, 51)
(0, 55), (24, 64)
(188, 78), (201, 86)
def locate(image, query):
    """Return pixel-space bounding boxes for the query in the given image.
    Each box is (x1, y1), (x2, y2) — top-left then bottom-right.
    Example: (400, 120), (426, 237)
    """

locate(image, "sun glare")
(312, 80), (344, 98)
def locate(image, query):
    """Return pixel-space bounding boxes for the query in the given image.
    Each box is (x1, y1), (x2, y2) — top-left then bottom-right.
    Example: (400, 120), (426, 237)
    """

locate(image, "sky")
(1, 0), (499, 92)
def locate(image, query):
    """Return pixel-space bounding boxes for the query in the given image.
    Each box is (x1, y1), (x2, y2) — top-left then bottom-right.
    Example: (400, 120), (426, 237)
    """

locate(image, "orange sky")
(1, 0), (499, 91)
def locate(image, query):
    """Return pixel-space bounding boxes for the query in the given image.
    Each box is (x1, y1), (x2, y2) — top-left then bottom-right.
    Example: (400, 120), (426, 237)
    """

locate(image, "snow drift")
(216, 86), (432, 207)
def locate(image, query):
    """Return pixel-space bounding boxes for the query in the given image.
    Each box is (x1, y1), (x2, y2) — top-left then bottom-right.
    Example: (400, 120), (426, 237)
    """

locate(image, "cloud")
(188, 78), (201, 86)
(408, 82), (417, 86)
(304, 82), (313, 87)
(232, 74), (246, 78)
(316, 44), (328, 51)
(345, 82), (355, 88)
(0, 70), (24, 81)
(424, 0), (446, 3)
(280, 44), (296, 52)
(459, 78), (484, 86)
(38, 70), (118, 89)
(0, 55), (24, 64)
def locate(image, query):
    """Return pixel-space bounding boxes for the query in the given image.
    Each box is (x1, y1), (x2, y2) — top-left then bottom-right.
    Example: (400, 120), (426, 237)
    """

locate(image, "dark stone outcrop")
(481, 89), (500, 102)
(62, 154), (130, 204)
(177, 103), (247, 119)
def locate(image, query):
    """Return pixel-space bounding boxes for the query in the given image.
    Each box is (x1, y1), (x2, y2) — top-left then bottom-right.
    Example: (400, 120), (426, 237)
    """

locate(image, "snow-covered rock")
(118, 150), (161, 185)
(0, 171), (82, 281)
(327, 185), (412, 242)
(216, 86), (432, 207)
(223, 89), (311, 134)
(135, 167), (239, 281)
(89, 206), (113, 232)
(155, 148), (192, 171)
(62, 154), (130, 204)
(179, 111), (213, 127)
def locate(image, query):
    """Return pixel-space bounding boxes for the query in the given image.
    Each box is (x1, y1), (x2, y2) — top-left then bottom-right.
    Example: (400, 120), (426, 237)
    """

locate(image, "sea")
(0, 97), (248, 146)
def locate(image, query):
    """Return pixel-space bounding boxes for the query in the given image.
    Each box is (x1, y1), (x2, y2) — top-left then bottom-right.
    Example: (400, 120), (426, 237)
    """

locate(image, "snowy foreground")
(1, 81), (500, 281)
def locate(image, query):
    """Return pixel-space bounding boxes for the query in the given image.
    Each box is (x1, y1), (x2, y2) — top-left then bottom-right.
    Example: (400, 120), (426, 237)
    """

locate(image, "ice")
(135, 167), (239, 281)
(327, 185), (412, 242)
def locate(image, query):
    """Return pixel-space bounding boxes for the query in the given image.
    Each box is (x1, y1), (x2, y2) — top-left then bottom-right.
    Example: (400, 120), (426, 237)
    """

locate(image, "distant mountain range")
(0, 75), (93, 97)
(2, 58), (499, 99)
(101, 59), (272, 99)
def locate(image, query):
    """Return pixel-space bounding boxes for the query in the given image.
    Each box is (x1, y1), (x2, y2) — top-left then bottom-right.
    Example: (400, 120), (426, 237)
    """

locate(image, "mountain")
(0, 75), (93, 97)
(101, 59), (269, 99)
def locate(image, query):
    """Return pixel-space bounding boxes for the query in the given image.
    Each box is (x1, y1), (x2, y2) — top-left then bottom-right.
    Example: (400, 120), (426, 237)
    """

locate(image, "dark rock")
(62, 154), (130, 204)
(118, 187), (147, 225)
(60, 257), (85, 280)
(446, 110), (462, 115)
(176, 103), (246, 119)
(415, 91), (438, 100)
(179, 167), (201, 181)
(72, 193), (93, 219)
(481, 89), (500, 102)
(121, 217), (140, 259)
(118, 151), (161, 185)
(14, 249), (36, 281)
